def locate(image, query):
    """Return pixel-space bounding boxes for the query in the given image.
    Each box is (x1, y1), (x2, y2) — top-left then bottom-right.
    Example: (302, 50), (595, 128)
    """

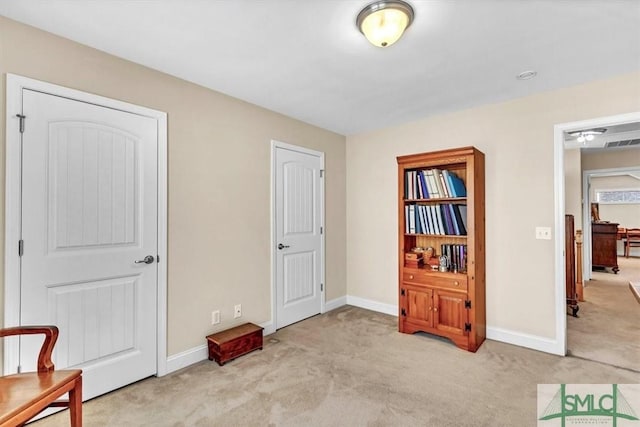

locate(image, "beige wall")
(582, 147), (640, 171)
(0, 17), (347, 356)
(347, 71), (640, 339)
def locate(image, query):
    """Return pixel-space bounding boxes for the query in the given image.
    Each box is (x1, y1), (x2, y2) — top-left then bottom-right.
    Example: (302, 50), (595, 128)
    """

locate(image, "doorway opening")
(556, 112), (640, 371)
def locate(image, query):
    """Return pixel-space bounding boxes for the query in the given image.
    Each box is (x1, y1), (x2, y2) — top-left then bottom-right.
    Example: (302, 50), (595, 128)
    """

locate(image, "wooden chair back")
(0, 326), (82, 427)
(624, 228), (640, 258)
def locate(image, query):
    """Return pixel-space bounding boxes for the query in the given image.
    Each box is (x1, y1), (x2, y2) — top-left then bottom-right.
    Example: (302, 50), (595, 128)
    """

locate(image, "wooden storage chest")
(206, 323), (263, 366)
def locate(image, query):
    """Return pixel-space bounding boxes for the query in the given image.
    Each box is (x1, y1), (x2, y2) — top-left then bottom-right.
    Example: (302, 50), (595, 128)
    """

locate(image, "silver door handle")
(134, 255), (155, 264)
(277, 243), (290, 250)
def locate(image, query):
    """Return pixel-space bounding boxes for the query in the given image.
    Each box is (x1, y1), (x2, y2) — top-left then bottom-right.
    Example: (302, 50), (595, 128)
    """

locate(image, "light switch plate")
(536, 227), (552, 240)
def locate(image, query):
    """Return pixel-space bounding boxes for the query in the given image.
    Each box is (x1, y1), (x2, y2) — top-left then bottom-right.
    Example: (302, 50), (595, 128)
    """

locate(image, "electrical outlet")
(211, 310), (220, 325)
(536, 226), (552, 240)
(234, 304), (242, 319)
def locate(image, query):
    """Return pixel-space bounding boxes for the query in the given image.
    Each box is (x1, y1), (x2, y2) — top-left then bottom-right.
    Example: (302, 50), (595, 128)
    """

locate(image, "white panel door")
(19, 89), (158, 400)
(275, 145), (323, 329)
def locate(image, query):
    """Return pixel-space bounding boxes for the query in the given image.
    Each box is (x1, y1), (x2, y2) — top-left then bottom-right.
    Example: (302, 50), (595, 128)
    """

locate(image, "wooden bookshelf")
(397, 146), (485, 352)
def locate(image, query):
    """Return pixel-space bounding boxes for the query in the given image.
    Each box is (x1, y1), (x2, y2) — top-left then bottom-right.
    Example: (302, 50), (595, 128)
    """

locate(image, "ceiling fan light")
(577, 135), (585, 143)
(357, 1), (414, 48)
(586, 134), (595, 141)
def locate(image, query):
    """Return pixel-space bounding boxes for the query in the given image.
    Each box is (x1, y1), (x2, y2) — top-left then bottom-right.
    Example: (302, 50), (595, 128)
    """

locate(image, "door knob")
(277, 243), (290, 250)
(134, 255), (155, 264)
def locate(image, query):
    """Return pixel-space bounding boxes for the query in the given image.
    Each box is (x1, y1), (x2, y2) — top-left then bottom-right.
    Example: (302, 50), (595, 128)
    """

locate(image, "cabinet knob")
(454, 281), (459, 286)
(434, 307), (438, 312)
(409, 275), (414, 280)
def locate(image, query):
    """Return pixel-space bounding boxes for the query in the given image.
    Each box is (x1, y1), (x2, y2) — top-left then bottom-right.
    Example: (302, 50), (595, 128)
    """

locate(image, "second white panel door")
(275, 145), (323, 329)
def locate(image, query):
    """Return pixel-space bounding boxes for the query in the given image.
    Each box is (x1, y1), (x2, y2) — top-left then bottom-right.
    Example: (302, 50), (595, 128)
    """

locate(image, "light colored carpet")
(567, 256), (640, 372)
(35, 306), (639, 426)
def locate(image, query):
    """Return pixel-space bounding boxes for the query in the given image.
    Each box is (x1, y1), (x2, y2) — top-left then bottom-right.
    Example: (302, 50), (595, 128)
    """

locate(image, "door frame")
(3, 74), (169, 377)
(553, 110), (640, 356)
(581, 166), (640, 281)
(270, 140), (325, 332)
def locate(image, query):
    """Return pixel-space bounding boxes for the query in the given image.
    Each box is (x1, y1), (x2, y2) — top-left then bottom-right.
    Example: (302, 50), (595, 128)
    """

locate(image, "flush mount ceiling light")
(568, 128), (607, 143)
(357, 0), (415, 48)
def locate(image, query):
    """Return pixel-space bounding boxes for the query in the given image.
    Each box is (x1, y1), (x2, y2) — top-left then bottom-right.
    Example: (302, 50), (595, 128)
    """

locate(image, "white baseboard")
(164, 319), (277, 375)
(346, 295), (398, 316)
(163, 298), (564, 375)
(342, 295), (564, 356)
(165, 344), (208, 374)
(324, 296), (347, 312)
(260, 320), (276, 337)
(486, 326), (563, 356)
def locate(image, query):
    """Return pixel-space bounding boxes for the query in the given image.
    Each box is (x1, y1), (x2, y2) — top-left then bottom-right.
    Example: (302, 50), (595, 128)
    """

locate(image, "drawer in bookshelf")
(403, 271), (468, 291)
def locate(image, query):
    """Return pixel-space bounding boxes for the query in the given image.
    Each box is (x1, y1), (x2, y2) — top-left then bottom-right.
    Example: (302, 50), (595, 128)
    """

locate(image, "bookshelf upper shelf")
(403, 197), (467, 203)
(405, 233), (467, 238)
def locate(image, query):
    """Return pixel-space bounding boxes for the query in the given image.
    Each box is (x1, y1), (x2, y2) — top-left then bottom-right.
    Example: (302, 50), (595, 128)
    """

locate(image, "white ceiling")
(1, 0), (639, 135)
(564, 121), (640, 151)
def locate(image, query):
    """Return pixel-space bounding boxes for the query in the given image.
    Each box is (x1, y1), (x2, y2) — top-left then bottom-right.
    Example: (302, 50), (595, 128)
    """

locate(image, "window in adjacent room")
(595, 189), (640, 204)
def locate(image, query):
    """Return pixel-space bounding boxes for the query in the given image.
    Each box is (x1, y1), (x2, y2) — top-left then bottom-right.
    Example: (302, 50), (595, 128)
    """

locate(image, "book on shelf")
(449, 173), (467, 197)
(404, 202), (467, 236)
(416, 205), (424, 234)
(408, 204), (416, 234)
(425, 170), (440, 198)
(446, 203), (460, 235)
(405, 168), (467, 200)
(427, 205), (440, 234)
(426, 205), (435, 234)
(425, 205), (435, 234)
(440, 243), (467, 272)
(438, 170), (450, 198)
(432, 169), (445, 198)
(438, 204), (448, 234)
(434, 204), (445, 235)
(452, 204), (467, 235)
(404, 171), (408, 200)
(418, 170), (429, 199)
(444, 204), (457, 235)
(443, 170), (455, 197)
(419, 205), (430, 234)
(411, 171), (417, 199)
(458, 205), (468, 232)
(405, 206), (410, 233)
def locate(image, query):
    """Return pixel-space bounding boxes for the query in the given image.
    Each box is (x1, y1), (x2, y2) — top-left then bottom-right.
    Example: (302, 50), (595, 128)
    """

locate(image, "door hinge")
(16, 114), (26, 133)
(320, 283), (323, 292)
(464, 300), (471, 309)
(401, 288), (405, 296)
(320, 226), (323, 234)
(156, 255), (160, 263)
(464, 323), (472, 332)
(320, 169), (324, 178)
(18, 239), (24, 257)
(401, 308), (406, 317)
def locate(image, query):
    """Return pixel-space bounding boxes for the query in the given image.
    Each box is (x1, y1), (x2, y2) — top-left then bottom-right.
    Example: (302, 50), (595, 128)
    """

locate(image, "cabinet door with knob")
(401, 284), (433, 328)
(433, 289), (468, 336)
